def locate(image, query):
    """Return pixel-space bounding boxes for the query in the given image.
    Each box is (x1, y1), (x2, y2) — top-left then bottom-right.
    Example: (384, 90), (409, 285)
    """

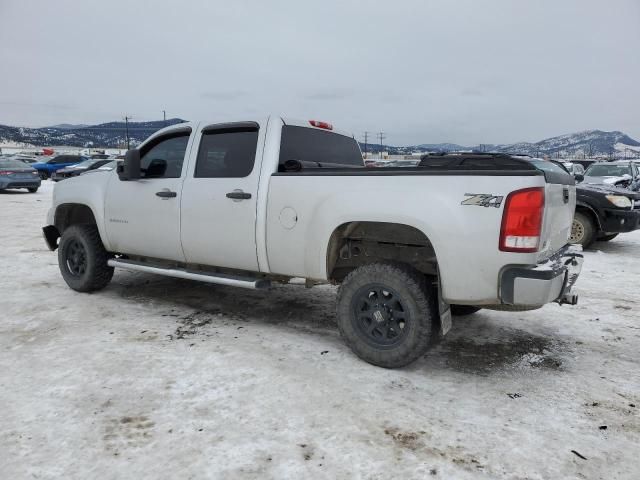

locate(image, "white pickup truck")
(44, 116), (583, 367)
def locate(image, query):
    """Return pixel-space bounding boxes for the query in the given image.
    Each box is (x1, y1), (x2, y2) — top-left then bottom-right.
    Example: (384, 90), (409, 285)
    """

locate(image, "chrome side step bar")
(107, 259), (271, 289)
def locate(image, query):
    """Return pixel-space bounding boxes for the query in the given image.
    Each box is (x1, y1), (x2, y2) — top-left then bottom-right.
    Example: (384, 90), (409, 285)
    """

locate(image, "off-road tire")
(450, 305), (482, 316)
(570, 211), (596, 248)
(336, 262), (438, 368)
(58, 225), (113, 292)
(27, 187), (38, 193)
(597, 233), (618, 242)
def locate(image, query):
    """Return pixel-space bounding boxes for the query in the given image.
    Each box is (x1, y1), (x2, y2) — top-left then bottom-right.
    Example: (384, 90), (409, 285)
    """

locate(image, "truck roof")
(138, 116), (356, 152)
(280, 116), (354, 139)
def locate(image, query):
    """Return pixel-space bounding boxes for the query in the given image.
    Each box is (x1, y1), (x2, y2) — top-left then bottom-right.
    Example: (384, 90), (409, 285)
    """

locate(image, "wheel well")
(326, 221), (438, 283)
(55, 203), (98, 234)
(575, 205), (601, 231)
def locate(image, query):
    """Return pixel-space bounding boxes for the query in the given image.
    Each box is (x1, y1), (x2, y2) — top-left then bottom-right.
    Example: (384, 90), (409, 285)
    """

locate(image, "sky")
(1, 0), (639, 146)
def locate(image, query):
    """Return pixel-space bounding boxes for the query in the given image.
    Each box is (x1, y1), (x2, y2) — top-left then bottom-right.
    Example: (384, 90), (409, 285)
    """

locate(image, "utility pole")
(163, 110), (166, 126)
(362, 131), (371, 159)
(124, 116), (132, 150)
(378, 132), (386, 159)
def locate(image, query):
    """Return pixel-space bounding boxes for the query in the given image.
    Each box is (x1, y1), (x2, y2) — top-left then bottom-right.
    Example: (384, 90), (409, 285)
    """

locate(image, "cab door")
(180, 122), (264, 272)
(104, 127), (195, 262)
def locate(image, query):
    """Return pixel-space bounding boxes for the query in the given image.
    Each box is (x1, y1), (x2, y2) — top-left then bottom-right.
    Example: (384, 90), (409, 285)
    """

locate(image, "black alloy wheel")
(64, 239), (87, 276)
(351, 285), (408, 348)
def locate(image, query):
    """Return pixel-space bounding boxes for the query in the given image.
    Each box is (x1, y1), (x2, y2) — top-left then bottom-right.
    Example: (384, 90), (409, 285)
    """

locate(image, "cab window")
(194, 127), (258, 178)
(279, 125), (363, 167)
(139, 132), (190, 179)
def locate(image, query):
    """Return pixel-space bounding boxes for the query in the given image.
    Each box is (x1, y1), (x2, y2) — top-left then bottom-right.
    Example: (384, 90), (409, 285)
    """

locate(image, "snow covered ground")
(1, 181), (639, 479)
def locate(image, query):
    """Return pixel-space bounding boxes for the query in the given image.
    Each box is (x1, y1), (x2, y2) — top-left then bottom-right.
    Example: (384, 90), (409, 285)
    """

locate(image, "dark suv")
(583, 161), (640, 191)
(552, 160), (640, 247)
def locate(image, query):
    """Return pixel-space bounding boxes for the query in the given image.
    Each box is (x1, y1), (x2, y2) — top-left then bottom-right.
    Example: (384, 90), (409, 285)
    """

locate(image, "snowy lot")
(1, 181), (639, 480)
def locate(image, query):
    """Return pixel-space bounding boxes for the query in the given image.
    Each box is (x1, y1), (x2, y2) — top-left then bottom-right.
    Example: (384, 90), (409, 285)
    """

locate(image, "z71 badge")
(461, 193), (504, 208)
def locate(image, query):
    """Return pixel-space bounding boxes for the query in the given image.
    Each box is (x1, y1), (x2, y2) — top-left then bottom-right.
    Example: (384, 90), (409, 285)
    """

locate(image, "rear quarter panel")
(266, 173), (547, 303)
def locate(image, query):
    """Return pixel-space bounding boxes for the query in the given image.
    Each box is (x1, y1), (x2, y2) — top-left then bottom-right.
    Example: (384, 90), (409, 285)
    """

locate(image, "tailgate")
(540, 182), (575, 258)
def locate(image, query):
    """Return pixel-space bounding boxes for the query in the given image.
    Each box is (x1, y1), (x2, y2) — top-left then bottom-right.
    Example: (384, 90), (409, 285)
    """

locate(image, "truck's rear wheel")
(450, 305), (482, 316)
(58, 225), (113, 292)
(336, 262), (437, 368)
(569, 212), (595, 248)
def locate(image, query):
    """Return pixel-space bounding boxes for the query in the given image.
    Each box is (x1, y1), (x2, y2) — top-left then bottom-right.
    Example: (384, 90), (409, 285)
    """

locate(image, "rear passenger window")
(279, 125), (363, 167)
(194, 128), (258, 178)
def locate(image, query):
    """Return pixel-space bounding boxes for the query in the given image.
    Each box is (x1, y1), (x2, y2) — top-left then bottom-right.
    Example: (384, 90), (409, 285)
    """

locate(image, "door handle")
(226, 190), (252, 200)
(156, 190), (177, 198)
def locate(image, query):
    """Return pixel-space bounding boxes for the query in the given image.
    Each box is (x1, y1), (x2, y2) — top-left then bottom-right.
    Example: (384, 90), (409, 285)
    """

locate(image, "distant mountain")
(416, 143), (468, 152)
(1, 120), (639, 159)
(480, 130), (640, 157)
(361, 129), (640, 159)
(49, 123), (89, 130)
(0, 118), (186, 148)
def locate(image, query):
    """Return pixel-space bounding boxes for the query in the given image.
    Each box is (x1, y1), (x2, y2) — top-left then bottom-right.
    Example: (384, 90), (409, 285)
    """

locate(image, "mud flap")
(437, 273), (452, 336)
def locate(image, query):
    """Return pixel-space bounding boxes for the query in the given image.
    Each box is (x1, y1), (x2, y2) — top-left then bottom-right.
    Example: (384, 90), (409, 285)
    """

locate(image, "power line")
(124, 116), (132, 150)
(362, 131), (371, 158)
(378, 132), (386, 159)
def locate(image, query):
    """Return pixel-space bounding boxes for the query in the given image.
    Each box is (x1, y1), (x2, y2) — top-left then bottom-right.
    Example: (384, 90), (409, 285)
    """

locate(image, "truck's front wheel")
(336, 263), (437, 368)
(58, 225), (114, 292)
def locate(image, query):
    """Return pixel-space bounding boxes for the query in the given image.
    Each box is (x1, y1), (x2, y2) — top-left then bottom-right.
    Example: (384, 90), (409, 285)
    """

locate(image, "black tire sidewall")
(337, 263), (435, 368)
(58, 226), (107, 292)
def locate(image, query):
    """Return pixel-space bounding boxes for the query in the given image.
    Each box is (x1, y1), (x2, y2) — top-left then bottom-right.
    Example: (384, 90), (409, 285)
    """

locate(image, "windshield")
(99, 161), (117, 170)
(585, 164), (630, 177)
(73, 160), (96, 168)
(0, 159), (32, 169)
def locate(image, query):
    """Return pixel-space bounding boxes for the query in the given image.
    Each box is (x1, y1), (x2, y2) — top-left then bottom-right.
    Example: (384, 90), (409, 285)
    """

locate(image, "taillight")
(499, 187), (544, 252)
(309, 120), (333, 130)
(0, 171), (11, 176)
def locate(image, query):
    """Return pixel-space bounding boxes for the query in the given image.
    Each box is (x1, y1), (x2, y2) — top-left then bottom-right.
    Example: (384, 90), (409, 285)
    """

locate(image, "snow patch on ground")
(1, 182), (639, 479)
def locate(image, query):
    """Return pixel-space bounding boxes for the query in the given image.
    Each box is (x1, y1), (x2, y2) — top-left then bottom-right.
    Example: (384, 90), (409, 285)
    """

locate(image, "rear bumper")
(600, 208), (640, 233)
(500, 244), (583, 306)
(51, 171), (71, 181)
(0, 178), (41, 189)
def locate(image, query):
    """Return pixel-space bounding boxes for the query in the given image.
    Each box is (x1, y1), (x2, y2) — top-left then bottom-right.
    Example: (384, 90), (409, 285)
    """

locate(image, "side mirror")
(574, 173), (584, 182)
(117, 149), (141, 181)
(283, 159), (303, 172)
